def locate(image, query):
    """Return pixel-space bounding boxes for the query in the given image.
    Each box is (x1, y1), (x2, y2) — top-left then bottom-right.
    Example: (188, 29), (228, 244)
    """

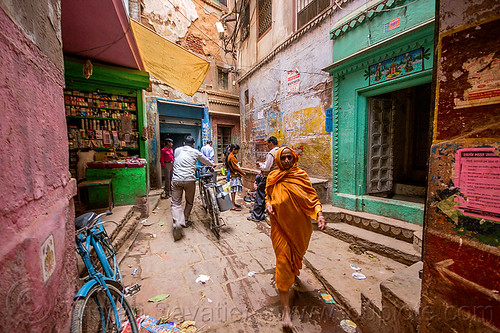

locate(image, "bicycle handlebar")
(76, 211), (113, 233)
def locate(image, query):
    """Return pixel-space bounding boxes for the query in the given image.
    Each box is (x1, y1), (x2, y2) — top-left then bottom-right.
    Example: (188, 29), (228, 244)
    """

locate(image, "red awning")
(62, 0), (144, 70)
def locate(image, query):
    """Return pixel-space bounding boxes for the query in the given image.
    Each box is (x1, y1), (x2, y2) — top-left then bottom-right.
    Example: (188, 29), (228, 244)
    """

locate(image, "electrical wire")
(69, 22), (132, 55)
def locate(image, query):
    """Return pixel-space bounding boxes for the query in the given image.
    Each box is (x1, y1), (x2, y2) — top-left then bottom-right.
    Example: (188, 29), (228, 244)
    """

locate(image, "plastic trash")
(340, 319), (357, 333)
(248, 271), (256, 277)
(207, 298), (213, 303)
(148, 294), (170, 303)
(195, 275), (210, 284)
(131, 268), (138, 275)
(140, 219), (147, 224)
(350, 264), (361, 271)
(158, 222), (165, 227)
(352, 272), (366, 280)
(320, 292), (336, 303)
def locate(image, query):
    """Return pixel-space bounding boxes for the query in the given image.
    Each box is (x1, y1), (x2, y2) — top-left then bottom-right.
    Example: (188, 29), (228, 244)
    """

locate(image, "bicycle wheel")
(71, 283), (138, 333)
(207, 187), (221, 239)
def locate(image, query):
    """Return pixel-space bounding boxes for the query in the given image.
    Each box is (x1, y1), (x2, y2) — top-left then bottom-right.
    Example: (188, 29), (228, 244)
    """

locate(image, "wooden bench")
(77, 179), (114, 211)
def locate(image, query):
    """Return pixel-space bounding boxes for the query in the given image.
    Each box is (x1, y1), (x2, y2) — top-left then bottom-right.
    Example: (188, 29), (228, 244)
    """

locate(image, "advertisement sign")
(287, 69), (300, 93)
(384, 17), (400, 32)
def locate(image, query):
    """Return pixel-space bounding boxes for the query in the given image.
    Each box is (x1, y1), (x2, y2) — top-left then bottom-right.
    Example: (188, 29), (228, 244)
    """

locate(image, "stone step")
(379, 261), (423, 333)
(305, 230), (408, 320)
(322, 204), (423, 248)
(358, 262), (423, 333)
(322, 222), (421, 265)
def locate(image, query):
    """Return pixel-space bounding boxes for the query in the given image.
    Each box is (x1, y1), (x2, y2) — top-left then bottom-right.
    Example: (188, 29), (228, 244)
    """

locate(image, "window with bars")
(258, 0), (272, 38)
(218, 68), (229, 90)
(240, 2), (250, 41)
(297, 0), (330, 30)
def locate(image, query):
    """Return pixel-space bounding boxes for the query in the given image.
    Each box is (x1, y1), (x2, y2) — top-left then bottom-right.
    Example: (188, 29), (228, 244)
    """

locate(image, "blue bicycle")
(71, 212), (139, 333)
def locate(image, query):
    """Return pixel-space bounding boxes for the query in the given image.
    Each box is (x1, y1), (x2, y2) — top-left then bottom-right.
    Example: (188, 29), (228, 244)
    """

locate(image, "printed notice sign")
(454, 148), (500, 222)
(287, 69), (300, 94)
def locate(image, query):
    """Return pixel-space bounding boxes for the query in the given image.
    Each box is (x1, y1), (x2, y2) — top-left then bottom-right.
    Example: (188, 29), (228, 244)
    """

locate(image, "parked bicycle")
(71, 211), (139, 333)
(196, 166), (232, 239)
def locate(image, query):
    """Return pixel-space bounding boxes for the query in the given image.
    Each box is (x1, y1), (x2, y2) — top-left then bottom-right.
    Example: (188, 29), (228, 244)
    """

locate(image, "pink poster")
(454, 147), (500, 222)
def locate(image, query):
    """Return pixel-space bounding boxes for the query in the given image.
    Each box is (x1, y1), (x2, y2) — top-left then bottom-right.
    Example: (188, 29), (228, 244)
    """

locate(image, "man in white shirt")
(247, 136), (279, 222)
(200, 140), (215, 162)
(171, 136), (214, 241)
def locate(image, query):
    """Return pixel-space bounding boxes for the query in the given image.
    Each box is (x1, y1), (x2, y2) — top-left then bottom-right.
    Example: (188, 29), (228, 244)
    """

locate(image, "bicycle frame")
(75, 223), (120, 281)
(74, 215), (126, 329)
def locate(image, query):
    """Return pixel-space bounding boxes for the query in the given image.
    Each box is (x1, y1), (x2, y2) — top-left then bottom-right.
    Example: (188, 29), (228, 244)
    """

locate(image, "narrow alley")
(119, 192), (352, 332)
(2, 0), (499, 332)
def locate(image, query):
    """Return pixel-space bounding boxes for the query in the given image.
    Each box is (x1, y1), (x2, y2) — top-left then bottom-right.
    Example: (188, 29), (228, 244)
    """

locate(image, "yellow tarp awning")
(130, 19), (210, 96)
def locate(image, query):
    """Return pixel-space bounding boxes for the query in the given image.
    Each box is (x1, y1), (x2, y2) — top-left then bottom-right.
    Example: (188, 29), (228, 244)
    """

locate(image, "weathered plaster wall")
(420, 1), (500, 332)
(0, 4), (76, 331)
(0, 0), (63, 67)
(143, 0), (198, 42)
(237, 0), (295, 73)
(238, 1), (351, 179)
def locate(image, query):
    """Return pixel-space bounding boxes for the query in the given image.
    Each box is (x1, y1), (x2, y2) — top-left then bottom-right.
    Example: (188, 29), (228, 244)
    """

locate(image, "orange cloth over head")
(266, 147), (322, 292)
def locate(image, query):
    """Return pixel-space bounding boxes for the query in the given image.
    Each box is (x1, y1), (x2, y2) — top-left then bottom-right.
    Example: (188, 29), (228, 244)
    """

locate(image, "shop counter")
(86, 161), (147, 207)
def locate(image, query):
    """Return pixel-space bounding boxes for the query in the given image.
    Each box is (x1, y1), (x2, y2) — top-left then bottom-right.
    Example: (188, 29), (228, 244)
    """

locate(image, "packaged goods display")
(65, 89), (141, 178)
(65, 89), (139, 150)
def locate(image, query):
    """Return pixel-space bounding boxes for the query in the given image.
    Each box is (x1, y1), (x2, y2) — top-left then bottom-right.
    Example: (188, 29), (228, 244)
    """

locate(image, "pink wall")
(0, 6), (77, 331)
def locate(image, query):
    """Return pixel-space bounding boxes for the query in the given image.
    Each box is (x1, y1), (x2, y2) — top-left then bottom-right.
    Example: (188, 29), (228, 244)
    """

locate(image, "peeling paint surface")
(436, 19), (500, 141)
(143, 0), (198, 41)
(243, 102), (331, 178)
(420, 2), (500, 331)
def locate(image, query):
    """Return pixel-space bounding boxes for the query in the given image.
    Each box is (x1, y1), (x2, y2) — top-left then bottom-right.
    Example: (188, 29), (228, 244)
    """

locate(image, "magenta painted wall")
(0, 5), (77, 331)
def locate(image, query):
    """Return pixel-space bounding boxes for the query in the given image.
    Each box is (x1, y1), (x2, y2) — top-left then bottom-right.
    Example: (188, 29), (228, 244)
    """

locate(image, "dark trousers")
(252, 176), (266, 220)
(164, 162), (173, 196)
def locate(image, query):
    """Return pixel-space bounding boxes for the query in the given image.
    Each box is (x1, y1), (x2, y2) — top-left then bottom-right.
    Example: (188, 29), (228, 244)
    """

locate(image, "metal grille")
(367, 98), (394, 194)
(258, 0), (272, 37)
(297, 0), (330, 30)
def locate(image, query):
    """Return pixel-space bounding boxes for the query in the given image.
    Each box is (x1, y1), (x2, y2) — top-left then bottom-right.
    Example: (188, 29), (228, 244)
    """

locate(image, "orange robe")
(266, 148), (322, 292)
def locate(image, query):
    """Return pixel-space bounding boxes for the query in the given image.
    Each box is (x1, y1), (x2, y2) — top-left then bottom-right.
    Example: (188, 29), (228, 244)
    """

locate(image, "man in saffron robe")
(265, 147), (326, 328)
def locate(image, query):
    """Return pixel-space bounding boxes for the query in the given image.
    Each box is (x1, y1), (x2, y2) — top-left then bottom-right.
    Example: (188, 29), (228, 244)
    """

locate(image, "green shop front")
(64, 59), (150, 208)
(323, 0), (435, 225)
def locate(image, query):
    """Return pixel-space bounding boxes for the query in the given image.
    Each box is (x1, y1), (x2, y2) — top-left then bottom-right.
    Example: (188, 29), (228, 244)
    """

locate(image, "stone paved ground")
(120, 193), (354, 332)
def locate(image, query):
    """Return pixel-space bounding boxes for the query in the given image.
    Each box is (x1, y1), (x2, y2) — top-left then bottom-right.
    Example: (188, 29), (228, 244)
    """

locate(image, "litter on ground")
(195, 274), (210, 284)
(340, 319), (357, 333)
(352, 272), (366, 280)
(350, 264), (361, 271)
(148, 294), (170, 303)
(320, 292), (336, 303)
